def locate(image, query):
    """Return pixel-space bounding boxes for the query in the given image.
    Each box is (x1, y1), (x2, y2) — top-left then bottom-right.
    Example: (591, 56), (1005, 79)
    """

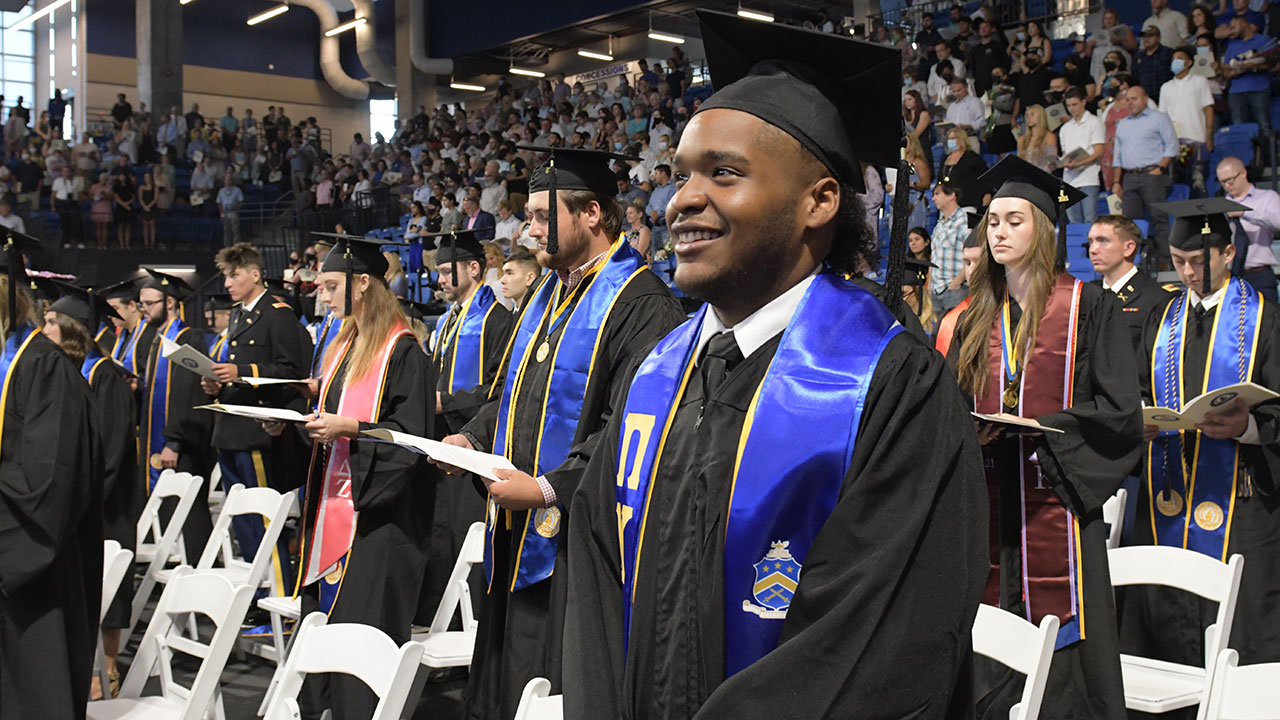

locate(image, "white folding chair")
(261, 612), (424, 720)
(255, 595), (302, 716)
(513, 677), (564, 720)
(206, 463), (225, 516)
(88, 566), (256, 720)
(1102, 488), (1128, 550)
(1203, 649), (1280, 720)
(96, 540), (135, 691)
(972, 604), (1059, 720)
(412, 522), (485, 668)
(128, 471), (204, 638)
(1108, 546), (1245, 716)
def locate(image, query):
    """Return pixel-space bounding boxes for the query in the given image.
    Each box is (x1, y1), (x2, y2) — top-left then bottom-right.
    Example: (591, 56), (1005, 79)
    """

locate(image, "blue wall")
(87, 0), (397, 81)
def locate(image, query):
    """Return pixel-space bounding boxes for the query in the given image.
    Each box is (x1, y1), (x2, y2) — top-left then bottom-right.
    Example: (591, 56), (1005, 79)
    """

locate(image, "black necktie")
(230, 307), (246, 334)
(699, 331), (743, 401)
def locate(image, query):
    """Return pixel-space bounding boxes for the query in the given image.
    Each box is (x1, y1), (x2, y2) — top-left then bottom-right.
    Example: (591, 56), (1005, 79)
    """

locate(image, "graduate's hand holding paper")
(432, 434), (475, 475)
(210, 362), (240, 384)
(488, 468), (548, 511)
(1197, 397), (1250, 440)
(305, 412), (359, 444)
(201, 377), (222, 396)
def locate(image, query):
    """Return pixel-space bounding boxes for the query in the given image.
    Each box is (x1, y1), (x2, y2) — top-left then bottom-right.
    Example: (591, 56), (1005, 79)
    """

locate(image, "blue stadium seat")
(1166, 184), (1190, 203)
(931, 143), (944, 170)
(1134, 219), (1149, 238)
(982, 153), (1000, 169)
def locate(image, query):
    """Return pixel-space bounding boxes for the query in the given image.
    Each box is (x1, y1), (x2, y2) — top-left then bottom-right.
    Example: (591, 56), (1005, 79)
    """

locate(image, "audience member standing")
(1060, 88), (1106, 223)
(1144, 0), (1190, 47)
(945, 77), (987, 133)
(646, 164), (676, 251)
(1159, 48), (1216, 196)
(938, 126), (991, 209)
(1217, 155), (1280, 301)
(1220, 14), (1276, 136)
(930, 182), (971, 315)
(1090, 9), (1136, 83)
(1112, 86), (1178, 267)
(52, 165), (83, 249)
(1133, 27), (1175, 101)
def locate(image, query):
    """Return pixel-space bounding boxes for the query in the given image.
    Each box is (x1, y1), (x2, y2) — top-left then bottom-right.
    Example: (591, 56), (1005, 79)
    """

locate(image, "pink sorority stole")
(302, 324), (411, 586)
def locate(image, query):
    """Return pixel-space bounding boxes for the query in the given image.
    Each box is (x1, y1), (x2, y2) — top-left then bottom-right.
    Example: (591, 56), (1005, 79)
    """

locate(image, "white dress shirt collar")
(240, 288), (267, 313)
(694, 269), (819, 364)
(1102, 266), (1139, 294)
(1189, 282), (1228, 310)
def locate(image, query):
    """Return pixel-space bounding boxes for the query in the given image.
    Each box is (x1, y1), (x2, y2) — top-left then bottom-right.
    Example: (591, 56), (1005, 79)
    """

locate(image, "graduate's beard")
(678, 205), (798, 316)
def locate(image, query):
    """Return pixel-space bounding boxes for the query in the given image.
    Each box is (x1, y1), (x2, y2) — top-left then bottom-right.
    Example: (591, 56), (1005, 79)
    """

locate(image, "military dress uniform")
(1096, 269), (1178, 353)
(210, 291), (311, 593)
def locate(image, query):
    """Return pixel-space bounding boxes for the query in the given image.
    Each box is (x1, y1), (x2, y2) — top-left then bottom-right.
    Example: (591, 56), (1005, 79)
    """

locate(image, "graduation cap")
(25, 274), (61, 304)
(141, 268), (194, 300)
(47, 280), (120, 332)
(903, 257), (935, 287)
(964, 210), (985, 249)
(399, 298), (431, 321)
(98, 272), (146, 302)
(207, 293), (234, 311)
(978, 155), (1087, 270)
(0, 228), (43, 333)
(424, 228), (484, 289)
(694, 9), (902, 188)
(316, 232), (407, 316)
(1153, 197), (1251, 295)
(263, 277), (293, 302)
(517, 146), (634, 255)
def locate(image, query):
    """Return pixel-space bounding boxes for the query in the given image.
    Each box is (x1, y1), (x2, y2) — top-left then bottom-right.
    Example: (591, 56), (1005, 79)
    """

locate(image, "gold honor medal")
(149, 453), (165, 470)
(1156, 489), (1184, 517)
(1194, 501), (1225, 531)
(1002, 386), (1019, 408)
(536, 341), (550, 363)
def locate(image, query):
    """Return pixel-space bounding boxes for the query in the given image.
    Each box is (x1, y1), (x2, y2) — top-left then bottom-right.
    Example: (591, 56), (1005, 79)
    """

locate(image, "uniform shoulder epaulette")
(272, 302), (293, 310)
(1162, 284), (1180, 292)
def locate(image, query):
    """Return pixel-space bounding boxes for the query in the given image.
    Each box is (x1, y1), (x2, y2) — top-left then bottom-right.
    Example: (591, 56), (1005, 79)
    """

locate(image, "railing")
(870, 0), (1101, 36)
(84, 105), (333, 154)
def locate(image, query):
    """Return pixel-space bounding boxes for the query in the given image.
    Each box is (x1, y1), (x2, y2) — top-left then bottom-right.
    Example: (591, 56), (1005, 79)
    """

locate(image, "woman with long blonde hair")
(1016, 104), (1059, 173)
(948, 156), (1141, 720)
(266, 235), (435, 718)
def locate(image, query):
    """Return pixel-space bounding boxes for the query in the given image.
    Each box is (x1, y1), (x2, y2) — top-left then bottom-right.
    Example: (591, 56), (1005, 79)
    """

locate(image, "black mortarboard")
(426, 228), (485, 289)
(48, 280), (120, 331)
(26, 275), (60, 303)
(964, 210), (985, 249)
(98, 272), (146, 302)
(903, 257), (935, 287)
(694, 9), (902, 191)
(0, 228), (43, 332)
(207, 294), (234, 311)
(263, 277), (293, 302)
(518, 146), (634, 255)
(980, 155), (1087, 269)
(399, 298), (431, 321)
(142, 268), (194, 299)
(1154, 197), (1251, 295)
(316, 232), (407, 315)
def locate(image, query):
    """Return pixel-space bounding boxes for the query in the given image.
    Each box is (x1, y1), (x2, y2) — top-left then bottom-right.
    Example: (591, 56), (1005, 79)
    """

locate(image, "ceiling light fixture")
(8, 0), (71, 27)
(509, 66), (545, 78)
(449, 79), (486, 92)
(577, 35), (614, 62)
(736, 5), (774, 22)
(247, 4), (289, 26)
(324, 16), (366, 37)
(647, 31), (685, 44)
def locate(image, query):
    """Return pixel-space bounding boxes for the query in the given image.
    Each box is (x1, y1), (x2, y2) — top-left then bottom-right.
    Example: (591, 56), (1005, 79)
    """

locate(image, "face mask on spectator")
(658, 139), (669, 149)
(946, 138), (960, 152)
(1196, 46), (1212, 56)
(1016, 31), (1027, 41)
(1103, 60), (1118, 71)
(613, 141), (625, 150)
(1171, 58), (1187, 74)
(1025, 58), (1040, 70)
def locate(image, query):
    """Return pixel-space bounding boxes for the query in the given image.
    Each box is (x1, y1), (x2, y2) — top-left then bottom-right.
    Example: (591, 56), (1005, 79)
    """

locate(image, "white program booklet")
(1144, 382), (1279, 431)
(161, 336), (218, 380)
(971, 412), (1065, 434)
(195, 403), (310, 424)
(358, 428), (517, 483)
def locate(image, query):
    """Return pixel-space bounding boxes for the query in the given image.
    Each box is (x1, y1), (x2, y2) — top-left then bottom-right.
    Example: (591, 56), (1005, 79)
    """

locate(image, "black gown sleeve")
(544, 290), (685, 502)
(691, 336), (988, 719)
(1240, 304), (1280, 495)
(94, 366), (135, 502)
(348, 336), (435, 511)
(0, 346), (98, 595)
(1035, 285), (1144, 516)
(162, 327), (216, 455)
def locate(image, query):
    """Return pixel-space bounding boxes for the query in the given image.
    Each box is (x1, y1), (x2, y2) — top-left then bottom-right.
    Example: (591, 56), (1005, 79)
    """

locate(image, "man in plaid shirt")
(930, 181), (971, 315)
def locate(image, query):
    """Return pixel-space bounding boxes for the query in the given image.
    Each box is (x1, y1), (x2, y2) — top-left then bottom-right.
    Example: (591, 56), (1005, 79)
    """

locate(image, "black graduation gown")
(274, 334), (436, 719)
(461, 269), (684, 720)
(1091, 271), (1176, 354)
(952, 282), (1143, 720)
(1125, 290), (1280, 667)
(421, 299), (516, 624)
(851, 275), (930, 343)
(561, 328), (989, 720)
(142, 323), (217, 560)
(89, 357), (141, 629)
(0, 334), (102, 720)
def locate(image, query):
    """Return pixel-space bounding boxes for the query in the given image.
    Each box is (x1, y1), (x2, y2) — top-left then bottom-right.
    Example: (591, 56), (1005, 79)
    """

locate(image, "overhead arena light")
(324, 16), (366, 37)
(736, 5), (774, 22)
(577, 48), (614, 61)
(247, 4), (290, 26)
(647, 31), (684, 44)
(449, 80), (486, 92)
(8, 0), (72, 28)
(509, 62), (545, 78)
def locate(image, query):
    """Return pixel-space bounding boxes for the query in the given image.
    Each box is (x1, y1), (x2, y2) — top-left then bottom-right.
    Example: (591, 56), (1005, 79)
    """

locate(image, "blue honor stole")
(208, 330), (227, 360)
(82, 346), (110, 385)
(310, 313), (343, 376)
(116, 320), (147, 375)
(487, 240), (647, 593)
(0, 325), (39, 442)
(1148, 278), (1263, 560)
(144, 319), (187, 492)
(434, 284), (499, 394)
(615, 273), (902, 676)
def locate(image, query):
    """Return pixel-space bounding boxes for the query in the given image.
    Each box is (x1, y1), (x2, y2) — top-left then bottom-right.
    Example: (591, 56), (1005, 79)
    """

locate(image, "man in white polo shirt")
(1159, 47), (1215, 196)
(1059, 86), (1106, 224)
